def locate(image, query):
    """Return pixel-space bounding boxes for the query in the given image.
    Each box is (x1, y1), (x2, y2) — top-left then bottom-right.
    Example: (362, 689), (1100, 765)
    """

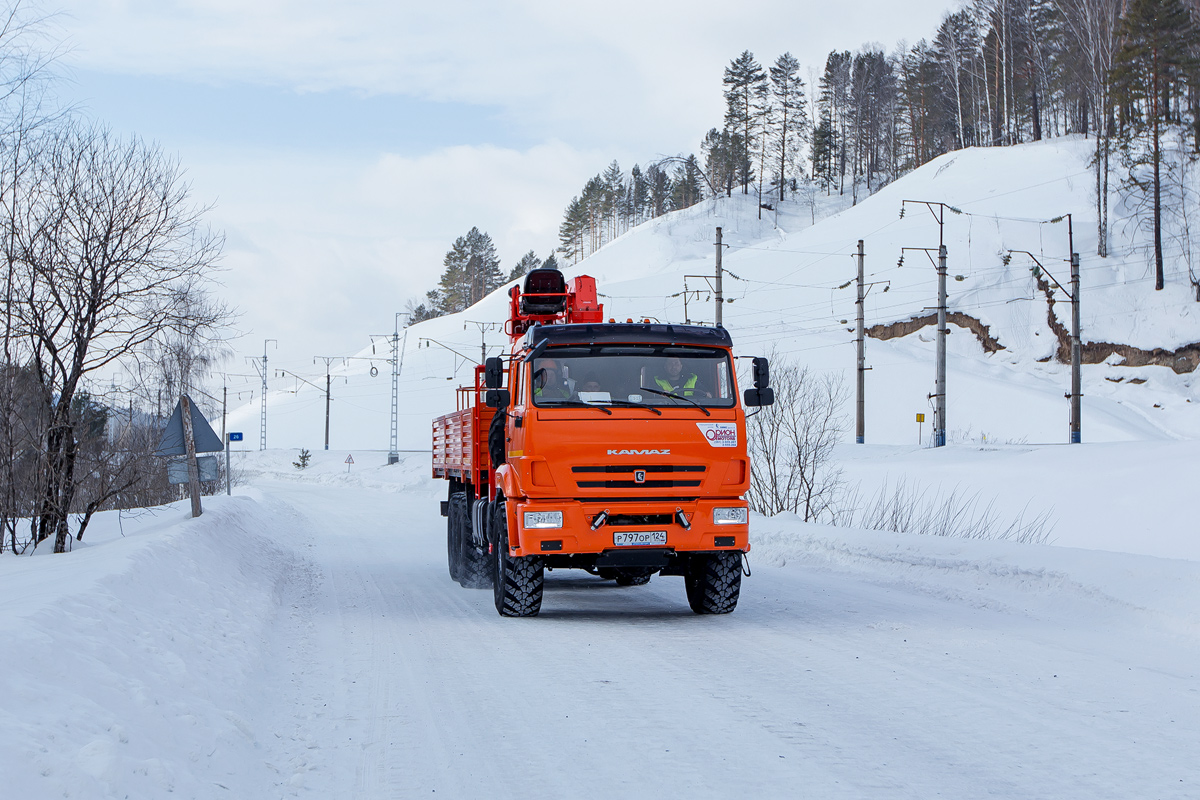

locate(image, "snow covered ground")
(2, 449), (1197, 798)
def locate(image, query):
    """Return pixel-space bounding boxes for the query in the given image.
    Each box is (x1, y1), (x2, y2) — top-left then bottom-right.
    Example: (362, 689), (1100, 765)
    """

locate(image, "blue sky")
(50, 0), (957, 372)
(67, 69), (523, 154)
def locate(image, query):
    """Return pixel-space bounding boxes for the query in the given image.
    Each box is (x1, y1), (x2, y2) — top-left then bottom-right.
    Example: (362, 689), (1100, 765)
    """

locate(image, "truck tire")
(491, 500), (543, 617)
(447, 493), (464, 582)
(458, 499), (492, 590)
(684, 552), (741, 614)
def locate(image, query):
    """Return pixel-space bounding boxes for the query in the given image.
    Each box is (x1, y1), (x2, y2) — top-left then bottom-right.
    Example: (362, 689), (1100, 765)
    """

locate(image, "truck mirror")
(743, 387), (774, 407)
(485, 389), (510, 409)
(752, 357), (770, 389)
(484, 357), (504, 389)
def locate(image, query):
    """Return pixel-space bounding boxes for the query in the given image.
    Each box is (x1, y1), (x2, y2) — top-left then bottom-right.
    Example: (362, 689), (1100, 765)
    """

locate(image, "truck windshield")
(531, 345), (735, 409)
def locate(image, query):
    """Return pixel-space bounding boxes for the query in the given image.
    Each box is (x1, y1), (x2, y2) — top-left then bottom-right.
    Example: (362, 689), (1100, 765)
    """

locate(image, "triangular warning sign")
(155, 395), (225, 455)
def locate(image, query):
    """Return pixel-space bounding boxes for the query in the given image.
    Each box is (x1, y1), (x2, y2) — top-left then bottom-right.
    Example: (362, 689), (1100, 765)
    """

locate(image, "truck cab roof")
(521, 323), (733, 350)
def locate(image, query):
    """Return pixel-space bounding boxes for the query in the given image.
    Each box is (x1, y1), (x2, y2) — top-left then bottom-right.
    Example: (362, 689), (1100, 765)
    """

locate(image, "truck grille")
(571, 464), (704, 490)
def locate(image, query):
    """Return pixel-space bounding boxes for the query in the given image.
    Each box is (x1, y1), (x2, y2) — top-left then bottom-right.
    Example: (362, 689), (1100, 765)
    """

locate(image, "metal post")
(324, 371), (332, 451)
(856, 239), (866, 444)
(715, 227), (723, 327)
(935, 244), (948, 448)
(223, 384), (231, 496)
(388, 313), (406, 465)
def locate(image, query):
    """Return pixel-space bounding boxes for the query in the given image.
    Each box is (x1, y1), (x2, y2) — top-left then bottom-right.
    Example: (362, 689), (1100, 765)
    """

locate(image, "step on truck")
(433, 266), (774, 617)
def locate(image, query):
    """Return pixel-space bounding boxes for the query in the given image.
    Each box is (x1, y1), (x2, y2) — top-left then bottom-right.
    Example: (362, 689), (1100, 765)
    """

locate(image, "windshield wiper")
(638, 386), (712, 416)
(606, 399), (663, 415)
(539, 400), (613, 415)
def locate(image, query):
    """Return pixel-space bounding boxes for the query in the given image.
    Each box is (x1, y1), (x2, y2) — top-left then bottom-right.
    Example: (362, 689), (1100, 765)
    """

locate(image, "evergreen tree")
(724, 51), (768, 194)
(510, 250), (541, 282)
(770, 52), (809, 202)
(1111, 0), (1199, 289)
(669, 154), (705, 210)
(541, 253), (559, 271)
(436, 227), (505, 312)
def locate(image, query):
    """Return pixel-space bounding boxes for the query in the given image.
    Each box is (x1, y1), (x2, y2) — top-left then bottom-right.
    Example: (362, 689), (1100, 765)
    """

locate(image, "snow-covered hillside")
(228, 136), (1200, 453)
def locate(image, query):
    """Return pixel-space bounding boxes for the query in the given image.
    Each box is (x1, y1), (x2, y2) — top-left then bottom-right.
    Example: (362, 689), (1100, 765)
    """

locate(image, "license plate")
(612, 530), (667, 547)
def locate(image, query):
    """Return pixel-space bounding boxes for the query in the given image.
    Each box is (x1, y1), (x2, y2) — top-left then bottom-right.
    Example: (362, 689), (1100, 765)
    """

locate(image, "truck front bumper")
(508, 498), (750, 557)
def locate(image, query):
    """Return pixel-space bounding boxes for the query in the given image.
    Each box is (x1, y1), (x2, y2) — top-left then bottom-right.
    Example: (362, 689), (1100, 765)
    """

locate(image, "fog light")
(713, 507), (748, 525)
(524, 510), (563, 529)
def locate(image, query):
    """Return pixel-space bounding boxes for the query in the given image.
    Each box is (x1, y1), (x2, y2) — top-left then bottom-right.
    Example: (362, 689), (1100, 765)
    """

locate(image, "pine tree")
(724, 51), (768, 194)
(1111, 0), (1199, 289)
(510, 250), (541, 282)
(770, 52), (809, 202)
(436, 227), (504, 312)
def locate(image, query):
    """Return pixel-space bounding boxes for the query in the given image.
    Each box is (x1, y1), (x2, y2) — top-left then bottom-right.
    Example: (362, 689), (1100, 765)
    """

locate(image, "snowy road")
(237, 471), (1199, 799)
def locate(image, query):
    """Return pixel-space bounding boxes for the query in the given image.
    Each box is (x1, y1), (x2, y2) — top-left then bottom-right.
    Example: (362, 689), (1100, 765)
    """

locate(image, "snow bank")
(0, 495), (308, 798)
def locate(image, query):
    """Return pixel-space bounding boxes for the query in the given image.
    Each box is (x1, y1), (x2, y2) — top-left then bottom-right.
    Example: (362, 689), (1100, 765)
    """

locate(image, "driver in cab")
(652, 356), (707, 397)
(533, 359), (571, 400)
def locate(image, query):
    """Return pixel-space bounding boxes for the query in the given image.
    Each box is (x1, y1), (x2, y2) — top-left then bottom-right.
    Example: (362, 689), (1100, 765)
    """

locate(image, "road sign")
(167, 455), (219, 484)
(345, 453), (354, 472)
(156, 396), (224, 455)
(915, 413), (925, 423)
(229, 432), (243, 442)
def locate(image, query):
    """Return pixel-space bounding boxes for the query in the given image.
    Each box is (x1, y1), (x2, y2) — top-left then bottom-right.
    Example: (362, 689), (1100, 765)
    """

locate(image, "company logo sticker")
(607, 449), (670, 455)
(634, 470), (647, 483)
(697, 422), (738, 448)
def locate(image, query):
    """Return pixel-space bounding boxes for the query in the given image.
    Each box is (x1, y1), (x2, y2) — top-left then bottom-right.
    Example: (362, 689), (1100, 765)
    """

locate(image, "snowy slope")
(2, 450), (1198, 798)
(226, 136), (1200, 453)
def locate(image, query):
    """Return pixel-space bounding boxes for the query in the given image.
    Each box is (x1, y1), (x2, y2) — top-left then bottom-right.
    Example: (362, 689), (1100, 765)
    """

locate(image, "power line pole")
(1057, 213), (1082, 444)
(715, 226), (724, 327)
(248, 339), (277, 451)
(314, 356), (345, 451)
(465, 320), (500, 364)
(901, 200), (959, 448)
(390, 312), (409, 465)
(936, 241), (948, 448)
(856, 239), (865, 444)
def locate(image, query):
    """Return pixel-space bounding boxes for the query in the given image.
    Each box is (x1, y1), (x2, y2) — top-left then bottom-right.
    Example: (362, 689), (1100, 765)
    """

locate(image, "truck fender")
(494, 463), (520, 502)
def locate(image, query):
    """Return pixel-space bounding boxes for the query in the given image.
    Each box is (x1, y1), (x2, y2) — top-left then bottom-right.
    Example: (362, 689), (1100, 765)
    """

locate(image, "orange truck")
(433, 267), (774, 617)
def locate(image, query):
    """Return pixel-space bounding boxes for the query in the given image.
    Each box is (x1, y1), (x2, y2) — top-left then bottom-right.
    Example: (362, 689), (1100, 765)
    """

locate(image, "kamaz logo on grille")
(607, 449), (670, 455)
(634, 470), (647, 483)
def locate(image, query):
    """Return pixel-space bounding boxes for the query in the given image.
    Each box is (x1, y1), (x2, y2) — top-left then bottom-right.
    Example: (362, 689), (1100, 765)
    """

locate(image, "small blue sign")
(228, 432), (244, 442)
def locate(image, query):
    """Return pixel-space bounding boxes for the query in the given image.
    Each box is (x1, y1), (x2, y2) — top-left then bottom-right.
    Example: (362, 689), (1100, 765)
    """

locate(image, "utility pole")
(715, 227), (724, 327)
(935, 242), (948, 448)
(1051, 213), (1083, 444)
(390, 313), (409, 465)
(900, 200), (959, 448)
(856, 239), (866, 444)
(1011, 228), (1082, 445)
(314, 356), (345, 451)
(465, 320), (501, 364)
(248, 339), (276, 451)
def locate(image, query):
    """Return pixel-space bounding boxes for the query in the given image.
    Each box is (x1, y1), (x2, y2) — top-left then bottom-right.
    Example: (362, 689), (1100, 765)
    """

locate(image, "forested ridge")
(419, 0), (1200, 320)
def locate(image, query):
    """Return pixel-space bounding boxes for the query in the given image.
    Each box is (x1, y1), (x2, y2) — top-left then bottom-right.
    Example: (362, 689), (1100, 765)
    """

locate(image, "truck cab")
(434, 268), (773, 617)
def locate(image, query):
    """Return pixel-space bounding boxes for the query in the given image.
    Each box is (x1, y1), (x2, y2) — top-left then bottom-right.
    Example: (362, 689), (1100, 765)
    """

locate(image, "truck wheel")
(615, 569), (652, 586)
(458, 500), (492, 590)
(684, 552), (741, 614)
(491, 500), (543, 617)
(447, 493), (464, 582)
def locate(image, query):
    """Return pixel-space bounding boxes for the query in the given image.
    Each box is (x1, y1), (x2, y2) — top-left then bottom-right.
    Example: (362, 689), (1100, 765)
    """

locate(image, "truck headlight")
(523, 510), (563, 529)
(713, 507), (748, 525)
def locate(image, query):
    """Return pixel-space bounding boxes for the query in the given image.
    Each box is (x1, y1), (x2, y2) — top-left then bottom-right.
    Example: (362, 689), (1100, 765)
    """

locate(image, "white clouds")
(187, 139), (600, 364)
(63, 1), (953, 150)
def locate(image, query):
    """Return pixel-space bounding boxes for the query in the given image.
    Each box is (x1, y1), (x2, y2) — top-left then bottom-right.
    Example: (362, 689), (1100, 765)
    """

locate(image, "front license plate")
(612, 530), (668, 547)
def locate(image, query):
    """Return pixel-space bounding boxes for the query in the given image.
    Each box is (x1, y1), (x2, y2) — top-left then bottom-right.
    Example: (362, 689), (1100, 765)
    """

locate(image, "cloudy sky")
(52, 0), (955, 375)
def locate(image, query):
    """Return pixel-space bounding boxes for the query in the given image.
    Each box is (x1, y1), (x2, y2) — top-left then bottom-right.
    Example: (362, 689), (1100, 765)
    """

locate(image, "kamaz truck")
(433, 267), (773, 616)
